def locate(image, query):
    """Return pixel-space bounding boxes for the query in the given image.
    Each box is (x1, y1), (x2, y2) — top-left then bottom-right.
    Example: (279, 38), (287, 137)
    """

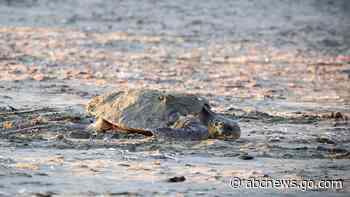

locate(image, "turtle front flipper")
(152, 117), (210, 140)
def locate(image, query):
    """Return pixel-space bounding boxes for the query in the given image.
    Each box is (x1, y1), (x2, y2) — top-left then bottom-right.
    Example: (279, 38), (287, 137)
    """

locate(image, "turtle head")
(86, 95), (102, 116)
(208, 118), (241, 140)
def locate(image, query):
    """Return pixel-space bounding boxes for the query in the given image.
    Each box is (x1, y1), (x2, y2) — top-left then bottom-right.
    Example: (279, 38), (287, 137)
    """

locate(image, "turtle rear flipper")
(91, 117), (153, 136)
(109, 124), (154, 136)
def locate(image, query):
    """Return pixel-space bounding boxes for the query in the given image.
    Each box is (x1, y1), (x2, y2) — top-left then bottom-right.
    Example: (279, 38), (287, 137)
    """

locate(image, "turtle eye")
(159, 95), (174, 104)
(159, 95), (168, 104)
(214, 121), (219, 127)
(214, 121), (224, 127)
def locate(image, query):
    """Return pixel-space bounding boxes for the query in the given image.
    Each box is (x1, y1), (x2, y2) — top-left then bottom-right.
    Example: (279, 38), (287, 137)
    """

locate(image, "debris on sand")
(2, 121), (13, 129)
(15, 162), (39, 170)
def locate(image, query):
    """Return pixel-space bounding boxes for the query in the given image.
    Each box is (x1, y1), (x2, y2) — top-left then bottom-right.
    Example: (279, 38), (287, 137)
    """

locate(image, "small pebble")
(167, 176), (186, 182)
(32, 191), (56, 197)
(55, 134), (65, 140)
(238, 154), (254, 160)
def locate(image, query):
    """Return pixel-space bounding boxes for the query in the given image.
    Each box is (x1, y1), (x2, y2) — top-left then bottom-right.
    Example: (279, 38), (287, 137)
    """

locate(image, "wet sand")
(0, 0), (350, 196)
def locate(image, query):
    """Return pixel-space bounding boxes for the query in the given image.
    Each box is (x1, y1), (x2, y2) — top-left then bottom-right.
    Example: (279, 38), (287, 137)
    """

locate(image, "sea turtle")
(86, 89), (240, 140)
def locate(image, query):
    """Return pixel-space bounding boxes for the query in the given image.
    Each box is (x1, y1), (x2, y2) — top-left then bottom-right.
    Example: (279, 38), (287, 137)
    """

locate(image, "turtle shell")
(86, 89), (208, 131)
